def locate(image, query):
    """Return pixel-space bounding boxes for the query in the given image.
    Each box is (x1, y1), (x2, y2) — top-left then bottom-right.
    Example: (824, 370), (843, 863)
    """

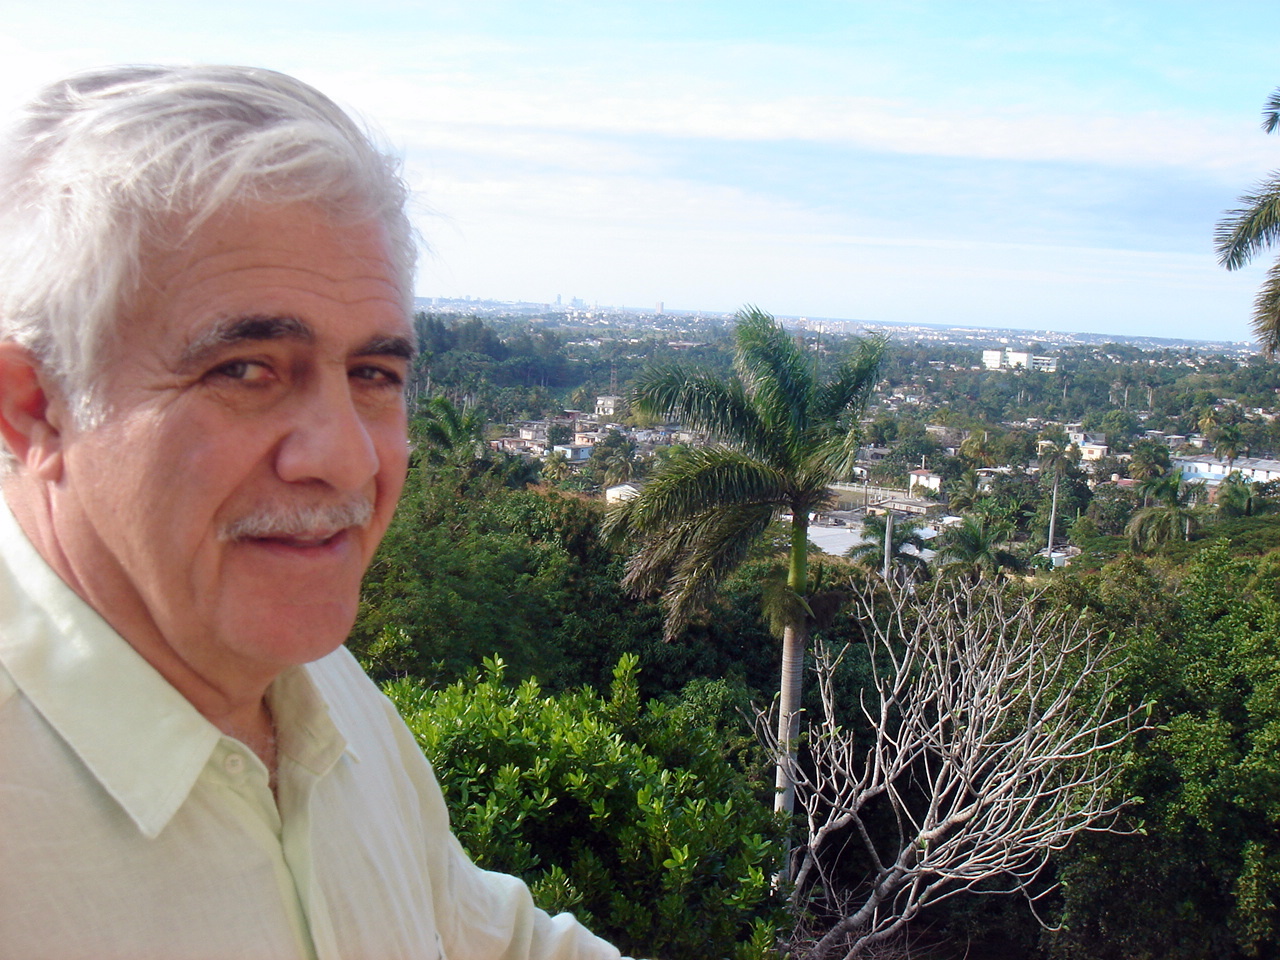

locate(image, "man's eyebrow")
(177, 315), (314, 370)
(355, 334), (416, 361)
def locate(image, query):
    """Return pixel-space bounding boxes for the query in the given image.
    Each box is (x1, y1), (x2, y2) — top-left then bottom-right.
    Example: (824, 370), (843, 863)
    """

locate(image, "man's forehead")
(135, 201), (412, 337)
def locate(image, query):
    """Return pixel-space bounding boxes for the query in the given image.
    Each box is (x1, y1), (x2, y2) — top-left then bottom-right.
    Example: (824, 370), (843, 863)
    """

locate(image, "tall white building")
(982, 348), (1058, 373)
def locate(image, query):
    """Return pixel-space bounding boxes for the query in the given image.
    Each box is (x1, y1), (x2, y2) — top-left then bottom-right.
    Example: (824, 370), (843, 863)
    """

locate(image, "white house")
(1176, 454), (1280, 486)
(552, 444), (592, 463)
(604, 483), (644, 503)
(1079, 441), (1110, 462)
(907, 469), (942, 497)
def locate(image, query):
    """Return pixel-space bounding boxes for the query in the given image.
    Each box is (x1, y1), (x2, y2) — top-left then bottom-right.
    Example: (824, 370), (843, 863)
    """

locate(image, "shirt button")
(224, 753), (246, 775)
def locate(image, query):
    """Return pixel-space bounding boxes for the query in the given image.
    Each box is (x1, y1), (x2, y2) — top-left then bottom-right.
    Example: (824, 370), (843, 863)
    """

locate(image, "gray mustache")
(219, 499), (374, 541)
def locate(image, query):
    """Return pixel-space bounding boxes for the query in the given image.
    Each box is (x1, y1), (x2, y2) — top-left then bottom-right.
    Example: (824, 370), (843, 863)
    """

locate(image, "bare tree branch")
(760, 579), (1148, 960)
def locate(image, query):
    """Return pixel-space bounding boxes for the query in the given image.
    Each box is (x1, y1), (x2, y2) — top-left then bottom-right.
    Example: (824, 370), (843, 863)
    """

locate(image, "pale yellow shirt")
(0, 499), (627, 960)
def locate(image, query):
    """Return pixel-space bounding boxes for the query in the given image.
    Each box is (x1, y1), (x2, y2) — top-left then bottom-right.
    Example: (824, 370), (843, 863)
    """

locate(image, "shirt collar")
(0, 497), (348, 837)
(270, 660), (353, 777)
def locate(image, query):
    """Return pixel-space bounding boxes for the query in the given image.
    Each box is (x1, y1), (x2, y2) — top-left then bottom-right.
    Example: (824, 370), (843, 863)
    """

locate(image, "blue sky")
(7, 1), (1280, 341)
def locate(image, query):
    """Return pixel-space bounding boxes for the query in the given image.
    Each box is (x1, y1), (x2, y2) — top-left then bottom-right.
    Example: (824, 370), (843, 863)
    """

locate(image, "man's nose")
(274, 374), (379, 492)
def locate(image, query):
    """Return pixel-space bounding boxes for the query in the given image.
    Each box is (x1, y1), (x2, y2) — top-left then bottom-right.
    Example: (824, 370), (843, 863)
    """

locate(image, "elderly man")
(0, 65), (630, 960)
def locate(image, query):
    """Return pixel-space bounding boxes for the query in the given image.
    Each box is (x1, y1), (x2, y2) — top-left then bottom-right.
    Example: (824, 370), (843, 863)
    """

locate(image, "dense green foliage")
(353, 451), (780, 701)
(386, 656), (785, 960)
(1047, 545), (1280, 960)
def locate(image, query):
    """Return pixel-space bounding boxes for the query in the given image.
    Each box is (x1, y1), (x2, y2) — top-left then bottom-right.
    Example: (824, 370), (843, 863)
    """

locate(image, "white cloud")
(315, 62), (1280, 185)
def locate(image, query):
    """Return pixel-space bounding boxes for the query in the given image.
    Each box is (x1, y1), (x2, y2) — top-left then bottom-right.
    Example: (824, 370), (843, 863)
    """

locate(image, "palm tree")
(601, 450), (637, 489)
(1216, 471), (1275, 518)
(1216, 87), (1280, 354)
(1038, 442), (1071, 554)
(1137, 471), (1182, 508)
(936, 516), (1023, 582)
(959, 429), (996, 467)
(1126, 478), (1203, 552)
(416, 395), (485, 467)
(541, 450), (571, 484)
(946, 468), (982, 514)
(1129, 439), (1172, 482)
(1197, 406), (1222, 439)
(846, 512), (930, 581)
(604, 306), (886, 818)
(1212, 421), (1246, 472)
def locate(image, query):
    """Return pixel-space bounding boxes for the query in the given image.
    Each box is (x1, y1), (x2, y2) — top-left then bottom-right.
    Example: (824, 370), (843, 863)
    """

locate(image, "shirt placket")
(208, 737), (320, 960)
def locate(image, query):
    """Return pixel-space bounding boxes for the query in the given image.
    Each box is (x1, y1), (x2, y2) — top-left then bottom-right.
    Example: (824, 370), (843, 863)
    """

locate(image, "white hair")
(0, 64), (416, 435)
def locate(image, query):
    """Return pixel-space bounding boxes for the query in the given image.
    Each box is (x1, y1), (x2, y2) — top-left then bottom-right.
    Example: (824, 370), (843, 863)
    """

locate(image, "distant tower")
(656, 301), (664, 314)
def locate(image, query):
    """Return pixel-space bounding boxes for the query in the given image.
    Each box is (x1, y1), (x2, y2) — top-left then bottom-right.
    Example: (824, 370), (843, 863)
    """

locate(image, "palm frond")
(805, 430), (863, 482)
(1264, 87), (1280, 134)
(760, 571), (810, 640)
(604, 447), (790, 537)
(1214, 177), (1280, 270)
(1252, 258), (1280, 355)
(623, 503), (777, 639)
(812, 335), (888, 421)
(731, 306), (815, 442)
(629, 365), (777, 461)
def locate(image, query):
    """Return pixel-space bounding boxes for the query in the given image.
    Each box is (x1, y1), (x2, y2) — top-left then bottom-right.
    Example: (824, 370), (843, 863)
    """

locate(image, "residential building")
(907, 469), (942, 497)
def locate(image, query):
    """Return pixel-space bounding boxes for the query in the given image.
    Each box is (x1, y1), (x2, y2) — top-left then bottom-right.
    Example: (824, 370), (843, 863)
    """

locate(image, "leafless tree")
(763, 579), (1147, 960)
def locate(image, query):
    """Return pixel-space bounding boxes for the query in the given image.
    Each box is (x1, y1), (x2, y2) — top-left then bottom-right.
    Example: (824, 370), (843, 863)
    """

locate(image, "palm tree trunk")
(1046, 474), (1059, 554)
(774, 512), (809, 821)
(882, 510), (894, 581)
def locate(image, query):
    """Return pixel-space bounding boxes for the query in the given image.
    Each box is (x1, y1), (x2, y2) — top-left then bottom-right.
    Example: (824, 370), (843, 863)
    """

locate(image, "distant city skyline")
(414, 295), (1257, 354)
(8, 1), (1280, 342)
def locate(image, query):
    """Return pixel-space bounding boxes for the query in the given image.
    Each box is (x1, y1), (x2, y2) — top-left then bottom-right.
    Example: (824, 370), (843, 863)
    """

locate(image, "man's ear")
(0, 342), (66, 481)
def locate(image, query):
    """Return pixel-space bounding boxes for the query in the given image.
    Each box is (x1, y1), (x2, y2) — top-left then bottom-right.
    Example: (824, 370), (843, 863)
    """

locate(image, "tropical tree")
(546, 422), (574, 446)
(416, 394), (485, 466)
(958, 428), (997, 467)
(1212, 421), (1246, 472)
(1137, 471), (1181, 509)
(1039, 442), (1071, 554)
(946, 468), (982, 514)
(1215, 471), (1275, 518)
(1197, 406), (1222, 439)
(601, 449), (638, 489)
(541, 450), (571, 484)
(845, 512), (930, 581)
(936, 516), (1023, 581)
(1126, 478), (1204, 552)
(1128, 439), (1171, 482)
(1216, 86), (1280, 354)
(604, 306), (886, 819)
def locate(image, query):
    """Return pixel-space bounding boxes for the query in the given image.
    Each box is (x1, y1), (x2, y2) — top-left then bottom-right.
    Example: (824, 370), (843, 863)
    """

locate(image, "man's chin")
(218, 600), (359, 671)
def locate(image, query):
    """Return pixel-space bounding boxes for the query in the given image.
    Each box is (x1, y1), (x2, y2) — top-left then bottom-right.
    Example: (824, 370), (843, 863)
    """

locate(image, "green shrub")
(386, 655), (786, 960)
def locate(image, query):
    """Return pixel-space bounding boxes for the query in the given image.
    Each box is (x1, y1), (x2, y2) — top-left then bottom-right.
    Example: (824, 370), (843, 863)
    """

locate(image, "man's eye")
(211, 360), (273, 382)
(351, 364), (404, 386)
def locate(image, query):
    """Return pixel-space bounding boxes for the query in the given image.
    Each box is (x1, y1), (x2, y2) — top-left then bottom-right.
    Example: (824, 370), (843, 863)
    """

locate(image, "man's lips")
(242, 528), (352, 550)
